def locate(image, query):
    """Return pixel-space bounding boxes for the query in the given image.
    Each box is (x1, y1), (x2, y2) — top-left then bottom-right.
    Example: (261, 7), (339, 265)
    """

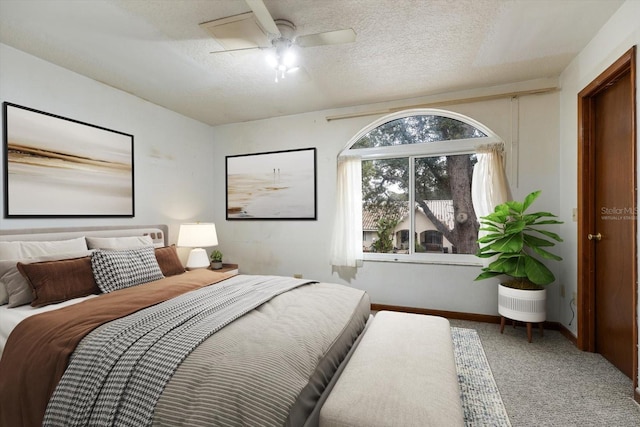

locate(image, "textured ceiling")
(0, 0), (624, 126)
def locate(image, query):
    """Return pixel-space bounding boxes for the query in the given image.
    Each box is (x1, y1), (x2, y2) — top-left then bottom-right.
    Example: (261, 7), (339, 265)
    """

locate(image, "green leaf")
(523, 213), (559, 224)
(531, 229), (563, 242)
(476, 251), (499, 258)
(510, 256), (527, 277)
(486, 257), (513, 273)
(528, 211), (558, 218)
(495, 253), (522, 259)
(487, 256), (527, 278)
(530, 246), (563, 261)
(504, 220), (526, 235)
(494, 204), (510, 215)
(523, 234), (555, 248)
(505, 200), (523, 214)
(474, 271), (502, 281)
(531, 219), (563, 225)
(524, 256), (555, 285)
(477, 245), (493, 253)
(479, 243), (501, 252)
(477, 233), (504, 243)
(479, 225), (500, 233)
(522, 190), (541, 211)
(482, 212), (507, 223)
(489, 234), (523, 253)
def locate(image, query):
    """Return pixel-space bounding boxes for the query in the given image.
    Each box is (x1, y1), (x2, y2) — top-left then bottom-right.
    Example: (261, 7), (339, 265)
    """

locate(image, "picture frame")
(3, 102), (134, 218)
(226, 147), (317, 220)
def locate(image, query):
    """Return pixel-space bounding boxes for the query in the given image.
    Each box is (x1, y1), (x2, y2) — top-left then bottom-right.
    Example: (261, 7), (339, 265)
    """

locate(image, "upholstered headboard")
(0, 225), (168, 247)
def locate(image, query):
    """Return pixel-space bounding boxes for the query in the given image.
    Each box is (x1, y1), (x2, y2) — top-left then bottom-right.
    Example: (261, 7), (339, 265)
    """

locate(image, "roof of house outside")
(363, 200), (454, 231)
(362, 204), (409, 231)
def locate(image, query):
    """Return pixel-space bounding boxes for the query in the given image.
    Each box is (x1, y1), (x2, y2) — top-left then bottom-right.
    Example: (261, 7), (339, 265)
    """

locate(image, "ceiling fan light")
(265, 52), (278, 68)
(282, 49), (296, 67)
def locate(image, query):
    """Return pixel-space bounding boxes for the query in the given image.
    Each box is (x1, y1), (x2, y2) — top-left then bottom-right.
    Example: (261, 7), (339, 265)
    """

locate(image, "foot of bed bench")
(319, 311), (464, 427)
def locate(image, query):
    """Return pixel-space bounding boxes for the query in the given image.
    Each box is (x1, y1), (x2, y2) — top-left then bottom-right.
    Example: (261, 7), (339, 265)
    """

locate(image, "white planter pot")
(498, 284), (546, 323)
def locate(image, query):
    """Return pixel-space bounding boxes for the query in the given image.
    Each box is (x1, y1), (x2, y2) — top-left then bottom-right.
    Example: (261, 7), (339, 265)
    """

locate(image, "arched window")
(337, 109), (503, 265)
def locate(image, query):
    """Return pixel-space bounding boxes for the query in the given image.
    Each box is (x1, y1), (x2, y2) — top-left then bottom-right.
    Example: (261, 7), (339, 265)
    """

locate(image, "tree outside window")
(354, 113), (488, 257)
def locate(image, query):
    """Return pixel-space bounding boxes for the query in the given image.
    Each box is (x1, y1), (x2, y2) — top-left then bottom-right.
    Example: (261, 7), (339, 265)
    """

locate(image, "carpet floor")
(450, 319), (640, 426)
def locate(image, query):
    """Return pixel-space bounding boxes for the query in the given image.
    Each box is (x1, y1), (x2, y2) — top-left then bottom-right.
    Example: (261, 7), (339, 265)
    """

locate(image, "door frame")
(577, 46), (637, 391)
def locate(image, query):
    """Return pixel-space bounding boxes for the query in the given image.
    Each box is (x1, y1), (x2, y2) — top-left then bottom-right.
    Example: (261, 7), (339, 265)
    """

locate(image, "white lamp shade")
(177, 223), (219, 270)
(177, 223), (218, 248)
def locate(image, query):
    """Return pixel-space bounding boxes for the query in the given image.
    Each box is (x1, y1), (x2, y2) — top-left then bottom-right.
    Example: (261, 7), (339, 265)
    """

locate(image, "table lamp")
(177, 223), (218, 270)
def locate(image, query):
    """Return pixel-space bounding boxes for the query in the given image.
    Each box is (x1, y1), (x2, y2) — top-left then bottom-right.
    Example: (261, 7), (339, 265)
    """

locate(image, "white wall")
(556, 0), (640, 389)
(0, 44), (216, 243)
(212, 92), (562, 318)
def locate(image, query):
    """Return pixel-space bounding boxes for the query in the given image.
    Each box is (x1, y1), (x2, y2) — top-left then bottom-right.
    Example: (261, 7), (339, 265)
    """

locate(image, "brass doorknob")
(587, 232), (602, 241)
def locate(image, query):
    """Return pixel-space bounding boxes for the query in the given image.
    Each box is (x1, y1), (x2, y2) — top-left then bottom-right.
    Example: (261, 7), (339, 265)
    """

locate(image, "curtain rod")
(325, 86), (558, 122)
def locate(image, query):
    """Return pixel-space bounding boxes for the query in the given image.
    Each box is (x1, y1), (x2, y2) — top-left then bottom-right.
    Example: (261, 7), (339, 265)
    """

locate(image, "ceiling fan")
(200, 0), (356, 82)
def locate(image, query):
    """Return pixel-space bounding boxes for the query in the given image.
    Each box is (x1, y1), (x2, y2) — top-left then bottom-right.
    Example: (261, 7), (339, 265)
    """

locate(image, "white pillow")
(0, 237), (88, 260)
(86, 235), (154, 250)
(0, 280), (7, 305)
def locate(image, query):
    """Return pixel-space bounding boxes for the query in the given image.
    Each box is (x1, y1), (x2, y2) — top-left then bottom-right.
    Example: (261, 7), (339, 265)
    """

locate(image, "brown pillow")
(155, 245), (185, 277)
(17, 256), (100, 308)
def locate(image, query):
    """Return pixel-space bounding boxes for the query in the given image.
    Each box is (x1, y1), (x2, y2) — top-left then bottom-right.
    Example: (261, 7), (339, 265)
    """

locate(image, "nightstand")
(210, 263), (239, 275)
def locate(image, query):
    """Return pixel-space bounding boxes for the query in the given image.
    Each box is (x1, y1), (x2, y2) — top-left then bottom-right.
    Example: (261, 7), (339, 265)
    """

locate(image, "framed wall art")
(3, 102), (134, 218)
(226, 147), (317, 220)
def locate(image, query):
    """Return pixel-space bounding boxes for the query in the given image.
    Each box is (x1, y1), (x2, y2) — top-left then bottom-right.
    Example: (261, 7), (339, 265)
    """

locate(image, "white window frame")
(340, 108), (503, 266)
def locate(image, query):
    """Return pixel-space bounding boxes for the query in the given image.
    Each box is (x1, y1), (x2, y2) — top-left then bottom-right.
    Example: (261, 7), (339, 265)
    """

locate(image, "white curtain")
(471, 144), (511, 265)
(329, 155), (363, 267)
(471, 143), (511, 219)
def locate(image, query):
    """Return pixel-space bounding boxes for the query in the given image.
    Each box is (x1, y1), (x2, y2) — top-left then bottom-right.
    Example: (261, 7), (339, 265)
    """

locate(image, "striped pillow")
(91, 247), (164, 293)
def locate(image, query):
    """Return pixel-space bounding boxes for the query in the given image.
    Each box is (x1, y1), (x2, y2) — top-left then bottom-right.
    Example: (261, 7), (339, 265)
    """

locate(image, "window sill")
(363, 253), (482, 267)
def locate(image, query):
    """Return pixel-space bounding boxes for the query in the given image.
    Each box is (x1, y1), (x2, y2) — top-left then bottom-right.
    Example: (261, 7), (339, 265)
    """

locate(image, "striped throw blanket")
(44, 275), (313, 426)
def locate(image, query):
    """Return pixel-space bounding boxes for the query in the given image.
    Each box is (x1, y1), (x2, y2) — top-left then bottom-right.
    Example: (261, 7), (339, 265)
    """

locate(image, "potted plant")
(474, 190), (563, 336)
(209, 249), (223, 270)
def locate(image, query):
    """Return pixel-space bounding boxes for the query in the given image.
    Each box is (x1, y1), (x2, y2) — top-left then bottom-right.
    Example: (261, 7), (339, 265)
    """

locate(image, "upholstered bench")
(319, 311), (464, 427)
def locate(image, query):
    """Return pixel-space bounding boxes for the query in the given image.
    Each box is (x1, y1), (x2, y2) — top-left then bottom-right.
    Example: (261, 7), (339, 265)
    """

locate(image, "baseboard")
(635, 388), (640, 405)
(371, 303), (573, 339)
(557, 323), (578, 346)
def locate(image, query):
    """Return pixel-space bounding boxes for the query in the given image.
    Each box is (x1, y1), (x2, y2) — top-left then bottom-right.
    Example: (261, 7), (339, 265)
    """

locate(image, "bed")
(0, 225), (370, 427)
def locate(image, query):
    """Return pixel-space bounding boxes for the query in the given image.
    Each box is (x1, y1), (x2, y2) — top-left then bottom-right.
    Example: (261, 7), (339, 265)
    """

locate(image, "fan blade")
(210, 46), (264, 54)
(200, 12), (271, 51)
(245, 0), (280, 36)
(296, 28), (356, 48)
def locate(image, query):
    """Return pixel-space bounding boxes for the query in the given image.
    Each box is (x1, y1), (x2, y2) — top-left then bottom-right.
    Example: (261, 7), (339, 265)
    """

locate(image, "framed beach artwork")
(3, 102), (134, 217)
(226, 148), (317, 220)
